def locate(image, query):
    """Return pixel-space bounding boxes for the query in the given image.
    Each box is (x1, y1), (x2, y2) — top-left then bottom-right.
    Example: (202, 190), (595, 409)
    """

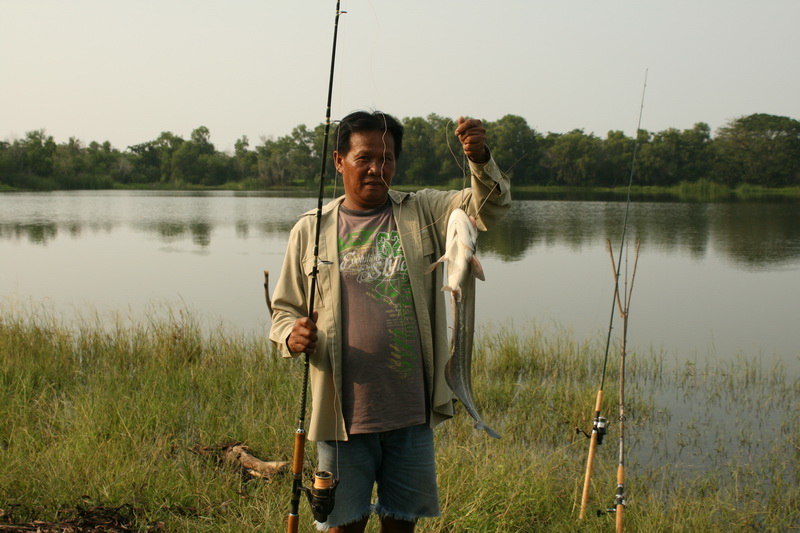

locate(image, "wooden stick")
(264, 270), (273, 315)
(223, 444), (289, 479)
(191, 443), (289, 480)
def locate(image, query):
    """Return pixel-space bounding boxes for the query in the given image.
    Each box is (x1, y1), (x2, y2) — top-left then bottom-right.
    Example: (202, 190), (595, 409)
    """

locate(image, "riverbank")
(3, 177), (800, 204)
(1, 307), (796, 531)
(510, 180), (800, 202)
(183, 180), (800, 203)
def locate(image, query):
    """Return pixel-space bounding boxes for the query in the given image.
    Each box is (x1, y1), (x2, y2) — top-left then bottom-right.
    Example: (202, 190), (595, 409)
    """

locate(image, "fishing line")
(443, 117), (502, 216)
(442, 118), (471, 211)
(600, 69), (647, 391)
(328, 109), (392, 483)
(331, 120), (342, 199)
(380, 110), (391, 189)
(364, 0), (385, 110)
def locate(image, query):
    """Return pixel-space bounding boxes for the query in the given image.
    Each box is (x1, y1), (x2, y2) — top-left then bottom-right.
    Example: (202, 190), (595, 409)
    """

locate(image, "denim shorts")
(315, 424), (440, 528)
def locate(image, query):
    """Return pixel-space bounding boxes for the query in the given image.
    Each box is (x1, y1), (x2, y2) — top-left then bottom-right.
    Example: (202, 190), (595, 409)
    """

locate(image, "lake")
(2, 190), (798, 373)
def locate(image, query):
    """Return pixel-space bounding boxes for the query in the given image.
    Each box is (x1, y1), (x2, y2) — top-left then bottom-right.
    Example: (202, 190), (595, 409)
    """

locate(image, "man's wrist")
(468, 147), (491, 165)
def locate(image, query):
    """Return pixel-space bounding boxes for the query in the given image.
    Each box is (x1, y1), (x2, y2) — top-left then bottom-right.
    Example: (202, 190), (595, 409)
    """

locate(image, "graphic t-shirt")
(338, 200), (426, 434)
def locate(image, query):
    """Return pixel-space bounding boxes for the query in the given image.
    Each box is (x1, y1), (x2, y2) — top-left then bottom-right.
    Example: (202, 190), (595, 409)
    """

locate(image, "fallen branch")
(192, 442), (289, 480)
(264, 270), (273, 315)
(223, 444), (289, 479)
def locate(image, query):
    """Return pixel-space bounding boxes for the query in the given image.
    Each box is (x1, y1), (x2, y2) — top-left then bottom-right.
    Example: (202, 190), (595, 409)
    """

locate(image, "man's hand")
(455, 116), (489, 164)
(286, 311), (318, 354)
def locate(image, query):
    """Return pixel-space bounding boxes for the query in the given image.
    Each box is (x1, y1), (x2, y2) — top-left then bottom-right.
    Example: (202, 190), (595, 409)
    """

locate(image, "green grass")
(1, 308), (797, 532)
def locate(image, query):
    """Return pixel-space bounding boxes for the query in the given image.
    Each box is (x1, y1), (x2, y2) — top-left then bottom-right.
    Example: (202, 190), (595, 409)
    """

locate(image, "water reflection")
(480, 200), (800, 268)
(0, 222), (58, 244)
(712, 203), (800, 269)
(1, 192), (799, 269)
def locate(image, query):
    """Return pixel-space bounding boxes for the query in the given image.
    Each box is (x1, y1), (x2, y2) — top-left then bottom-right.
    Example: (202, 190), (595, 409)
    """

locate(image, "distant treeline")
(1, 113), (799, 191)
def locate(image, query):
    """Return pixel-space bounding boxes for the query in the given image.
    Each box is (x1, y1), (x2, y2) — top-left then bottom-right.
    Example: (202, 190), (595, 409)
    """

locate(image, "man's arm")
(269, 220), (316, 358)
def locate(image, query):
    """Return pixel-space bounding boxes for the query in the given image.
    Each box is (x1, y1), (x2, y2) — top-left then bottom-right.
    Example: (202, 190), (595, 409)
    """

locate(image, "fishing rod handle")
(579, 390), (604, 520)
(579, 431), (599, 520)
(615, 464), (625, 533)
(287, 514), (299, 533)
(292, 428), (307, 475)
(287, 428), (307, 532)
(593, 389), (604, 412)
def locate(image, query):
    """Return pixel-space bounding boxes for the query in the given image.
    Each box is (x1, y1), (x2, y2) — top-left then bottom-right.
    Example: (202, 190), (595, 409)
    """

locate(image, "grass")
(1, 307), (797, 532)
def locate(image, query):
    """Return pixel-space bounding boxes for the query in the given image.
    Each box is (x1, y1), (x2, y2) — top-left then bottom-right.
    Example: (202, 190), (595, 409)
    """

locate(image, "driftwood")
(224, 444), (289, 479)
(192, 443), (289, 480)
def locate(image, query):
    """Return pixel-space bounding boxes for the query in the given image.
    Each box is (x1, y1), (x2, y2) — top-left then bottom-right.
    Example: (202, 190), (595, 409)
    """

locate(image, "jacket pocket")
(421, 229), (436, 293)
(302, 255), (326, 309)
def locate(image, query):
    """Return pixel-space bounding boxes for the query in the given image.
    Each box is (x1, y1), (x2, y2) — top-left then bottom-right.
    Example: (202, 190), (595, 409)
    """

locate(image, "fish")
(427, 208), (501, 439)
(427, 208), (485, 301)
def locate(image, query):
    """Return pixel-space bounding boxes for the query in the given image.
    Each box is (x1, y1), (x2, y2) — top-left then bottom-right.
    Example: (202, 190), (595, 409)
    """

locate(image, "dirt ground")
(0, 504), (161, 532)
(0, 443), (285, 532)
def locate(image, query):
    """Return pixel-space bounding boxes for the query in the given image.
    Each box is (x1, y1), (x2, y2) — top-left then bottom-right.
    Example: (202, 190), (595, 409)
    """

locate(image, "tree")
(172, 126), (227, 185)
(712, 113), (800, 187)
(87, 141), (131, 183)
(255, 125), (316, 187)
(289, 125), (317, 187)
(127, 131), (184, 184)
(637, 128), (680, 186)
(426, 114), (463, 185)
(154, 132), (184, 183)
(53, 137), (90, 179)
(397, 116), (436, 185)
(636, 123), (713, 186)
(190, 126), (214, 155)
(234, 136), (258, 181)
(680, 122), (712, 183)
(597, 130), (636, 187)
(485, 114), (542, 185)
(20, 130), (57, 176)
(543, 130), (603, 186)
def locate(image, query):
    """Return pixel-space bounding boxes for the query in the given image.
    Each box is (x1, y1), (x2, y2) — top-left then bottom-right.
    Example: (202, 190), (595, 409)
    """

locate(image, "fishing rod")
(287, 2), (344, 531)
(578, 69), (648, 525)
(605, 238), (640, 532)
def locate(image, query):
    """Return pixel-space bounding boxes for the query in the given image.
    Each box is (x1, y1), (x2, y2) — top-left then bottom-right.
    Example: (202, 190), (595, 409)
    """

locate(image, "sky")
(2, 0), (799, 153)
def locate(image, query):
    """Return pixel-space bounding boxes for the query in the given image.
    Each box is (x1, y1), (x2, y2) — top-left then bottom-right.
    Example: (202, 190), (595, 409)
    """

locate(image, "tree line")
(1, 113), (798, 191)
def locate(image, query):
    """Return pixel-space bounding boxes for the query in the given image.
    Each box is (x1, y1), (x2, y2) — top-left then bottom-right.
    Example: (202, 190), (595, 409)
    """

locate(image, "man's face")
(334, 130), (396, 211)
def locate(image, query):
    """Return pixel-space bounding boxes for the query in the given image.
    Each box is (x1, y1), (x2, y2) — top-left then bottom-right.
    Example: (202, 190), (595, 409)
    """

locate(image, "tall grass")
(1, 308), (797, 531)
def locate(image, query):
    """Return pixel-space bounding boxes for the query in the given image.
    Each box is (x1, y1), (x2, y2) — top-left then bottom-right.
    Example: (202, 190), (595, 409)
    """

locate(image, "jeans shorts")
(315, 424), (440, 528)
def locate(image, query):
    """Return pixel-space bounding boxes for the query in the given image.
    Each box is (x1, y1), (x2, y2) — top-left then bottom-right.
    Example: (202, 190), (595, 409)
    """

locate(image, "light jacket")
(269, 157), (511, 442)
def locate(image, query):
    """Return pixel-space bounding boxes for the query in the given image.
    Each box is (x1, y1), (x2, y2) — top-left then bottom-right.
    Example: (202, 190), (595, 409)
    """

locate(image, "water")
(2, 190), (798, 371)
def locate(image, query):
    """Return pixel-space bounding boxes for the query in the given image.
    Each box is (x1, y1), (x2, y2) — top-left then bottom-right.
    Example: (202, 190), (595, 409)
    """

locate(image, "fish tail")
(470, 255), (486, 281)
(475, 422), (502, 439)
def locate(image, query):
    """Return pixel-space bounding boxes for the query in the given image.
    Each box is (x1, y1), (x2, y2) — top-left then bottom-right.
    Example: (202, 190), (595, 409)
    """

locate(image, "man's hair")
(333, 110), (404, 159)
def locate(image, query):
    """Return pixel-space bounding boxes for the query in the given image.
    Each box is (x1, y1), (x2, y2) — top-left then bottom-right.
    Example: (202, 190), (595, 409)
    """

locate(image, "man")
(270, 110), (510, 532)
